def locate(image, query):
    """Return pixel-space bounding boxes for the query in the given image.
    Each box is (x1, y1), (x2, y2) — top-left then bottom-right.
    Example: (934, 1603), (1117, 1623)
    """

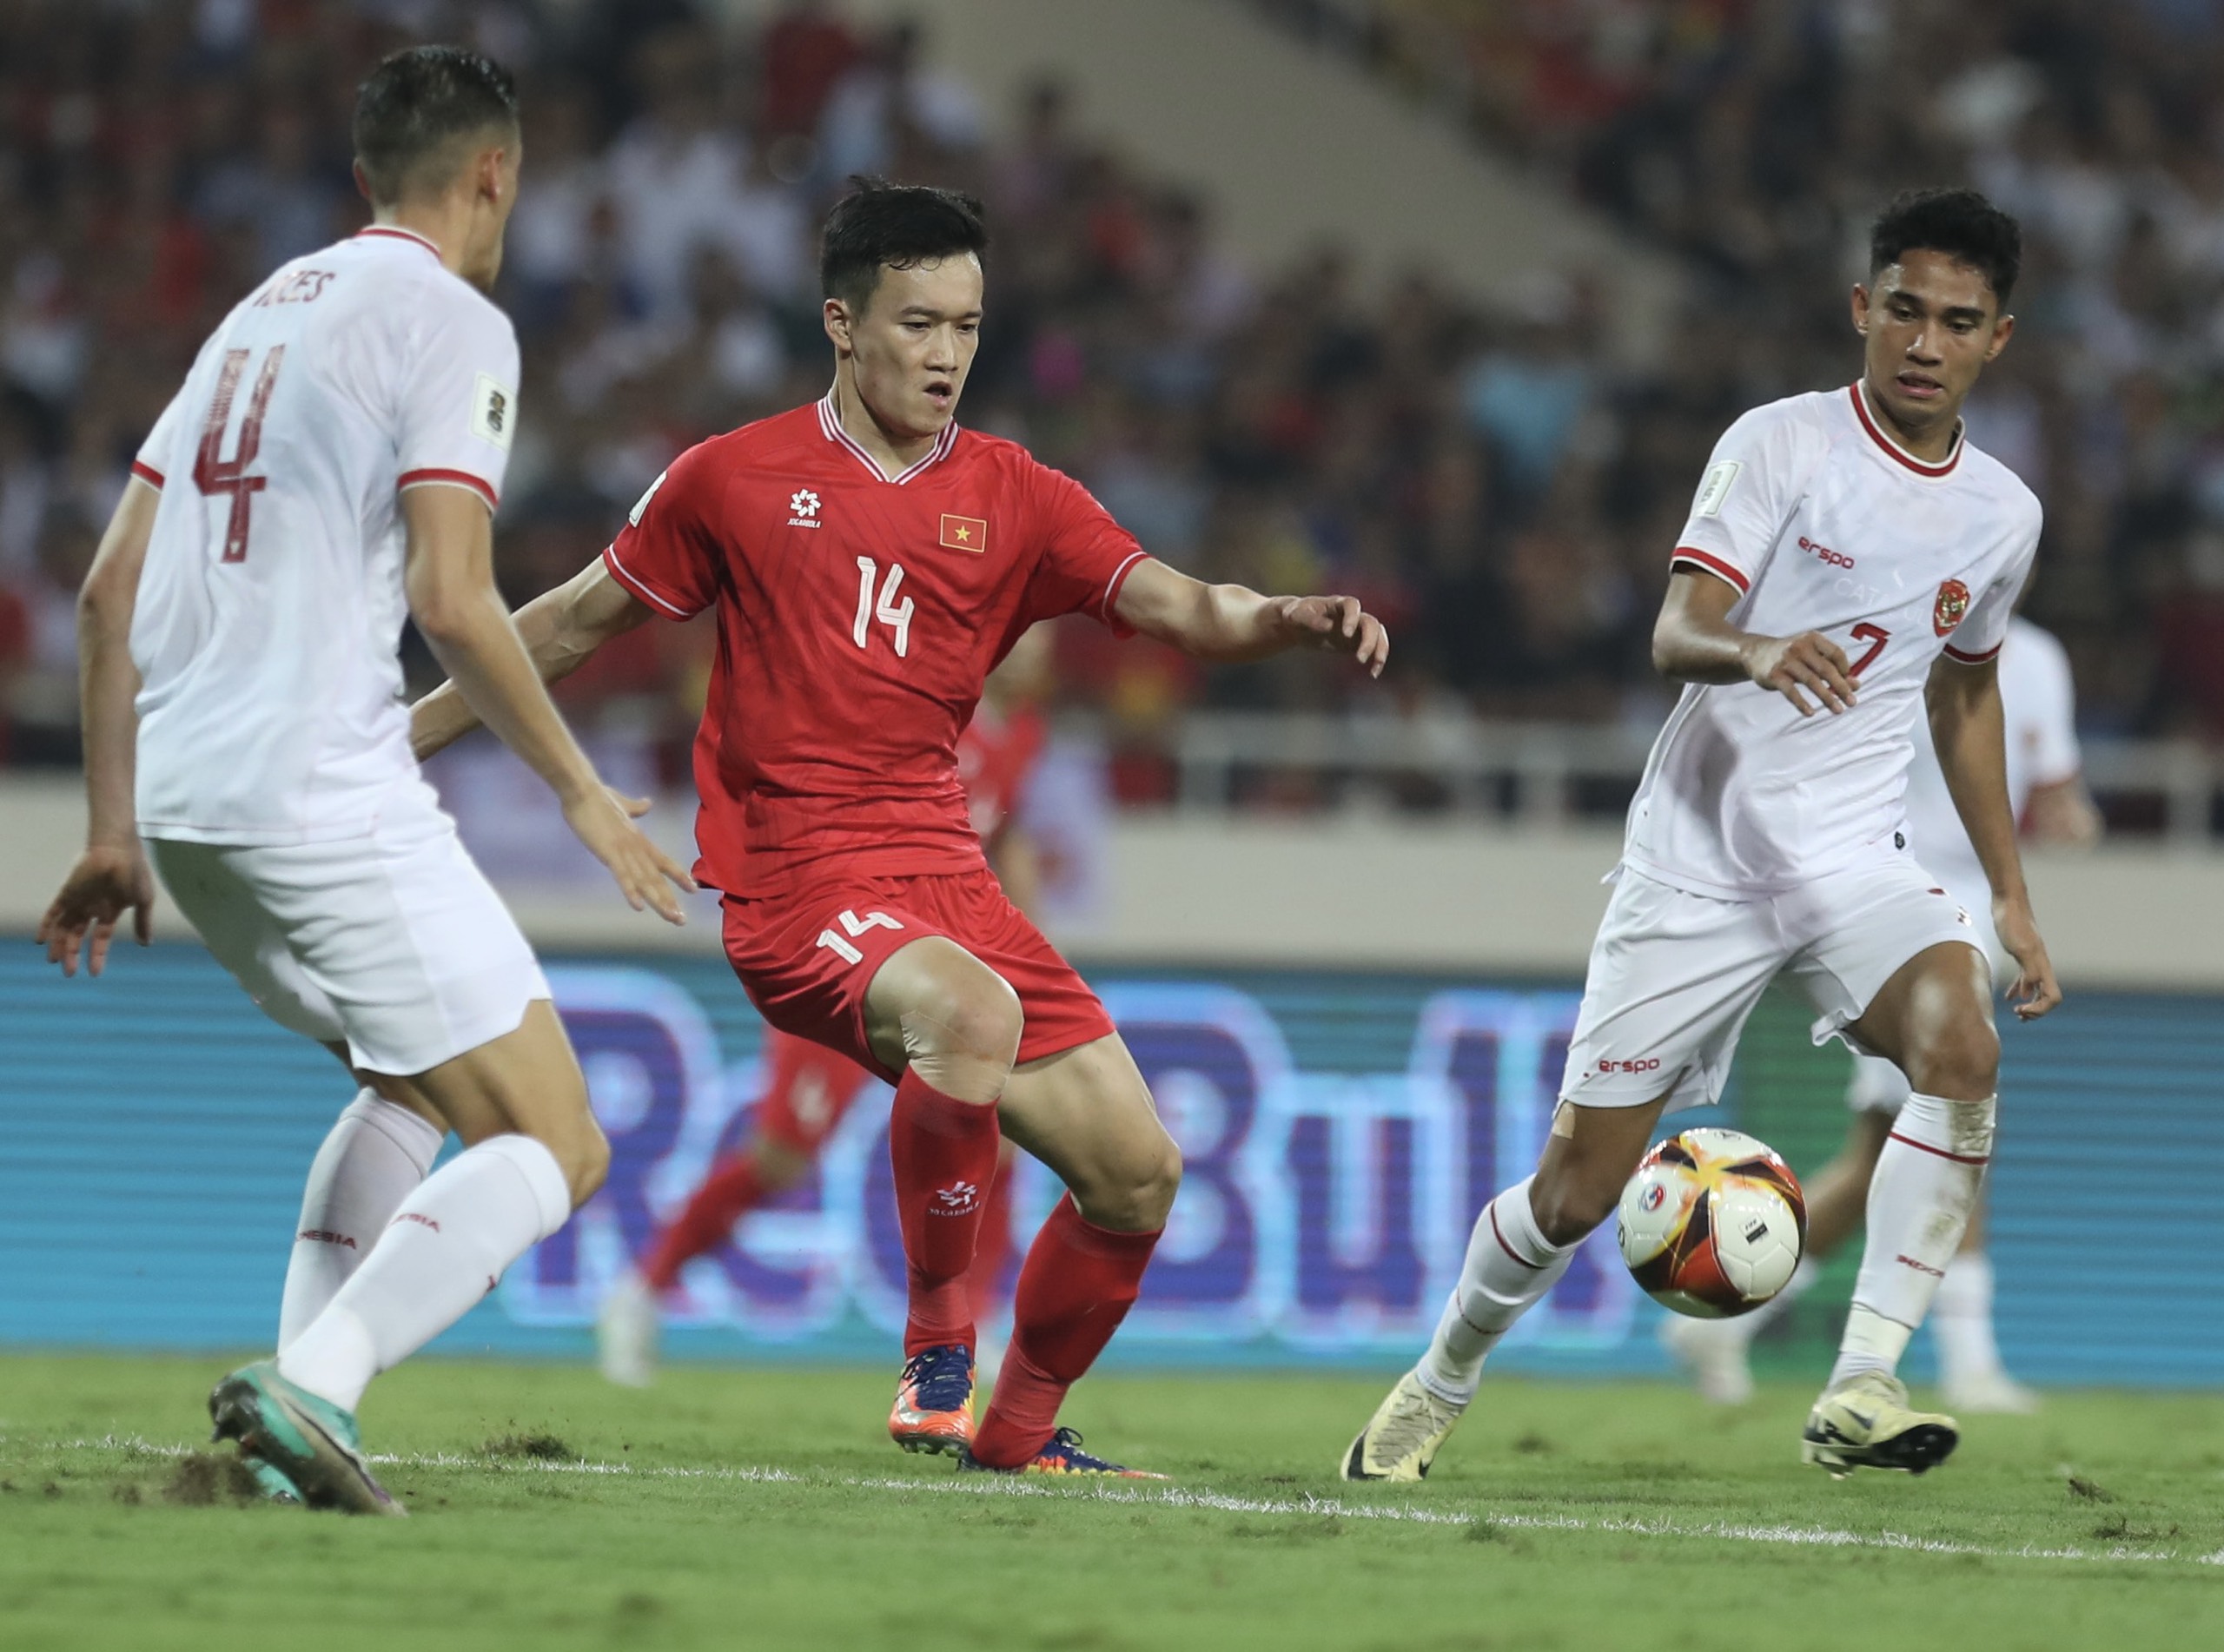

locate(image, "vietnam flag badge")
(940, 513), (989, 553)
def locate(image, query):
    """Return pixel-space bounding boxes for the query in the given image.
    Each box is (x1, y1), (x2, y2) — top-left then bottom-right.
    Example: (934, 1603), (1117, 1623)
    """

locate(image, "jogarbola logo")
(1932, 578), (1971, 636)
(788, 488), (822, 530)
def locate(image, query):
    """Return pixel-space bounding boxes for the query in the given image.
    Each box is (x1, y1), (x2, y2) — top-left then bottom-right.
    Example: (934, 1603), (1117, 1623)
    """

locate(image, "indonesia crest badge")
(1932, 578), (1971, 637)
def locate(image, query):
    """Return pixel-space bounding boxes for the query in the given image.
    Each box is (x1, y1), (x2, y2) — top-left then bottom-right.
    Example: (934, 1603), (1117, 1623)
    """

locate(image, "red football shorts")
(721, 864), (1115, 1084)
(751, 1028), (875, 1153)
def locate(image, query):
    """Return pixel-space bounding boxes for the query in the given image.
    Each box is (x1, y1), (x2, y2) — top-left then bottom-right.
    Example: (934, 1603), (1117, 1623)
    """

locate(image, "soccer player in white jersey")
(36, 47), (692, 1514)
(1344, 188), (2063, 1483)
(1664, 614), (2098, 1412)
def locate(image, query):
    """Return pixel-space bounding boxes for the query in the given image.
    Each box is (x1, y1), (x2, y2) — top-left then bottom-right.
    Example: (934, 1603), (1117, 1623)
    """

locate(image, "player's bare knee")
(1908, 1015), (1999, 1101)
(1075, 1131), (1182, 1231)
(1529, 1173), (1614, 1249)
(897, 963), (1023, 1103)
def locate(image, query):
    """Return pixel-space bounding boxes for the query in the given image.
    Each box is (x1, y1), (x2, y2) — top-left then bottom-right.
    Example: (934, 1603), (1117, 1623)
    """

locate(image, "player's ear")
(1850, 282), (1871, 338)
(824, 298), (855, 356)
(352, 159), (374, 203)
(1986, 312), (2016, 361)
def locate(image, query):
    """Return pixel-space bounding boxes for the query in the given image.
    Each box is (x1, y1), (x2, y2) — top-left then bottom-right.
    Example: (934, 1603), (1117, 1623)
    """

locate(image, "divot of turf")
(159, 1450), (261, 1507)
(482, 1431), (578, 1462)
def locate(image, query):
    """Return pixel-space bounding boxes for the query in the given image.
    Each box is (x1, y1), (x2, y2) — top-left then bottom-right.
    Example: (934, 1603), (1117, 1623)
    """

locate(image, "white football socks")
(276, 1134), (573, 1414)
(1416, 1177), (1577, 1404)
(278, 1091), (445, 1351)
(1829, 1092), (1994, 1391)
(1932, 1250), (2007, 1385)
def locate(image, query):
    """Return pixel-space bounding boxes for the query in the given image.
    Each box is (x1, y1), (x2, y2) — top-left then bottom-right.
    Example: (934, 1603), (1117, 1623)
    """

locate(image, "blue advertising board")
(3, 944), (2221, 1385)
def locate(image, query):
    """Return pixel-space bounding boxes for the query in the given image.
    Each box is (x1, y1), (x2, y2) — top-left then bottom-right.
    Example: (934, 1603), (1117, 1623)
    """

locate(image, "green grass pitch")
(3, 1353), (2221, 1652)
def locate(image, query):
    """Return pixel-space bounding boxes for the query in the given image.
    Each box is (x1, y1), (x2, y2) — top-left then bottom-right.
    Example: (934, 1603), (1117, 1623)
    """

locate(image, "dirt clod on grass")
(161, 1450), (264, 1507)
(2066, 1474), (2115, 1503)
(483, 1431), (578, 1462)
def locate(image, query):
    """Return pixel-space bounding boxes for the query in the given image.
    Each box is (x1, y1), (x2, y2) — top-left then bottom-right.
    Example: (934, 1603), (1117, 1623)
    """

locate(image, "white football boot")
(1340, 1370), (1467, 1482)
(596, 1271), (660, 1389)
(1658, 1314), (1757, 1405)
(1801, 1371), (1958, 1479)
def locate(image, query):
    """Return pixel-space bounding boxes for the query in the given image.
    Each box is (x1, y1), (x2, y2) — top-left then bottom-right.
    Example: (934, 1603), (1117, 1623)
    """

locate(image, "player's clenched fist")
(1744, 629), (1857, 717)
(1272, 594), (1391, 678)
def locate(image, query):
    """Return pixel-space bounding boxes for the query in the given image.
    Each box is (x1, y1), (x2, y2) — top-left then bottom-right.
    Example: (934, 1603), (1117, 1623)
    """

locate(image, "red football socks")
(963, 1155), (1015, 1328)
(639, 1151), (767, 1292)
(970, 1194), (1162, 1468)
(889, 1069), (1003, 1356)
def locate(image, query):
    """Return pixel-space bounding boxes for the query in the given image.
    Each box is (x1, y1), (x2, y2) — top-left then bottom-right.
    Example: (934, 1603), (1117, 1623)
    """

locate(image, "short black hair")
(820, 177), (989, 314)
(353, 45), (520, 206)
(1869, 188), (2022, 307)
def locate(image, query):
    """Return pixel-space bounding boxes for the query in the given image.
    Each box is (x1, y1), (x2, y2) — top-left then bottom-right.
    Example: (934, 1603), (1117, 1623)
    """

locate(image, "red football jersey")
(957, 702), (1047, 849)
(602, 396), (1148, 895)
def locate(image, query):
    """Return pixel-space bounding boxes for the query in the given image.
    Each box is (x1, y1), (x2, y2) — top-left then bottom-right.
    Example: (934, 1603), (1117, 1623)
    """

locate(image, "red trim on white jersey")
(355, 225), (442, 258)
(398, 467), (499, 512)
(601, 543), (697, 620)
(817, 393), (957, 485)
(1943, 638), (2003, 664)
(1848, 382), (1961, 478)
(130, 459), (164, 489)
(1670, 545), (1751, 594)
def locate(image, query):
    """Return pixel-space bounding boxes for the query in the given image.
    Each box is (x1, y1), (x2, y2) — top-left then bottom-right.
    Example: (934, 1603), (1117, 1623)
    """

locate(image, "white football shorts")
(1845, 883), (2010, 1115)
(149, 794), (549, 1076)
(1559, 856), (1983, 1114)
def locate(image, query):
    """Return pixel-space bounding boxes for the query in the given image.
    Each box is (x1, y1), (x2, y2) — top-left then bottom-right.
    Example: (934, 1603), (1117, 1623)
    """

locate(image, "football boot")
(888, 1343), (976, 1456)
(1801, 1371), (1958, 1479)
(1340, 1369), (1467, 1483)
(957, 1427), (1167, 1479)
(208, 1359), (405, 1516)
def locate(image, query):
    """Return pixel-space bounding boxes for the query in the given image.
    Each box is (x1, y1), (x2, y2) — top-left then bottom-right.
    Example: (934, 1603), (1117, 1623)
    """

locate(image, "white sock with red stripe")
(278, 1091), (444, 1352)
(1828, 1092), (1995, 1391)
(1417, 1177), (1577, 1404)
(276, 1135), (573, 1414)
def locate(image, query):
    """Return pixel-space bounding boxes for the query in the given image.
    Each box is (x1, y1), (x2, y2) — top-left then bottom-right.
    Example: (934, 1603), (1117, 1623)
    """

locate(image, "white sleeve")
(394, 287), (520, 512)
(132, 383), (191, 490)
(2010, 623), (2082, 785)
(1669, 400), (1820, 597)
(1944, 506), (2040, 664)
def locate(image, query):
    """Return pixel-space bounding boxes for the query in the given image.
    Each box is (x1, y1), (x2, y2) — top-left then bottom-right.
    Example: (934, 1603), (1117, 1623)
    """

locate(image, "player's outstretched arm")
(1651, 569), (1857, 716)
(1929, 655), (2062, 1021)
(39, 476), (161, 977)
(1112, 558), (1388, 676)
(402, 486), (694, 922)
(410, 558), (653, 762)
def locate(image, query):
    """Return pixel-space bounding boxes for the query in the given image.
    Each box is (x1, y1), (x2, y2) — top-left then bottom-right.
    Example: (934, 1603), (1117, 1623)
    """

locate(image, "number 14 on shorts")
(817, 909), (904, 965)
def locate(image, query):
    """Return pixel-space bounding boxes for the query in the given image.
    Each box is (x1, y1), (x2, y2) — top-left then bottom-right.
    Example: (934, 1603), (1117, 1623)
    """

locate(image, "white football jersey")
(1624, 383), (2042, 898)
(1901, 616), (2081, 895)
(129, 227), (519, 843)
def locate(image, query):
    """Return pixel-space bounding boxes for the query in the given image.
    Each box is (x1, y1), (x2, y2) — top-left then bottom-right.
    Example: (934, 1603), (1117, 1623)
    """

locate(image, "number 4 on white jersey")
(816, 908), (904, 965)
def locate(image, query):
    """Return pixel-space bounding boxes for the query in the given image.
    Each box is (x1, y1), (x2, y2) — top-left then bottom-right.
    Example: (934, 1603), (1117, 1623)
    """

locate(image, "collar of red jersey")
(1848, 381), (1963, 479)
(355, 225), (443, 259)
(817, 393), (959, 484)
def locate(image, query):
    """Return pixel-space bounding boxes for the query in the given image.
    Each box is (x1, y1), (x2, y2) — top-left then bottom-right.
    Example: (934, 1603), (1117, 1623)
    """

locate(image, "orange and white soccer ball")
(1616, 1127), (1806, 1318)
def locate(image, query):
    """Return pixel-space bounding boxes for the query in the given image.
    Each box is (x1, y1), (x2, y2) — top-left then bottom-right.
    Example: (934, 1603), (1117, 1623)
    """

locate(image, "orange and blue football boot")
(888, 1343), (976, 1456)
(957, 1426), (1168, 1479)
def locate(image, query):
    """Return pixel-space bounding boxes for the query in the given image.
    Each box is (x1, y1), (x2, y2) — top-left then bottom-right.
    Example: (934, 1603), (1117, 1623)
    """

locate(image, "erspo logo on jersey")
(1933, 578), (1971, 636)
(1797, 535), (1855, 569)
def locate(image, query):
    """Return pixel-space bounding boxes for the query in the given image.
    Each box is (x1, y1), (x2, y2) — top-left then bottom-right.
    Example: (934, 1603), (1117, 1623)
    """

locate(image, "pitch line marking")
(55, 1433), (2224, 1569)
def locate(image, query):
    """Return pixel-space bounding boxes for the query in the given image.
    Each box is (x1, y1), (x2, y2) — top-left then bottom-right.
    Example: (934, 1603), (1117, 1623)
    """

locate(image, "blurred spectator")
(4, 0), (2221, 811)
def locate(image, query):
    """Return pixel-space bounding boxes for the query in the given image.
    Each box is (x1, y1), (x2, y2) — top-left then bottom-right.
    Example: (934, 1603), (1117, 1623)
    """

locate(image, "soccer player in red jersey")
(413, 179), (1388, 1477)
(596, 634), (1055, 1389)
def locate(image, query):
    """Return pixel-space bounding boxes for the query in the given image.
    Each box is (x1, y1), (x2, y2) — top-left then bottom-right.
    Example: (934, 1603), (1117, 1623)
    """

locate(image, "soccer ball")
(1615, 1127), (1805, 1318)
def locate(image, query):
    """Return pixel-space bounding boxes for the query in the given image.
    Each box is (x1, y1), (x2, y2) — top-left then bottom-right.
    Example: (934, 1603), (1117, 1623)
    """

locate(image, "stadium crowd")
(1, 0), (2218, 804)
(1262, 0), (2224, 749)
